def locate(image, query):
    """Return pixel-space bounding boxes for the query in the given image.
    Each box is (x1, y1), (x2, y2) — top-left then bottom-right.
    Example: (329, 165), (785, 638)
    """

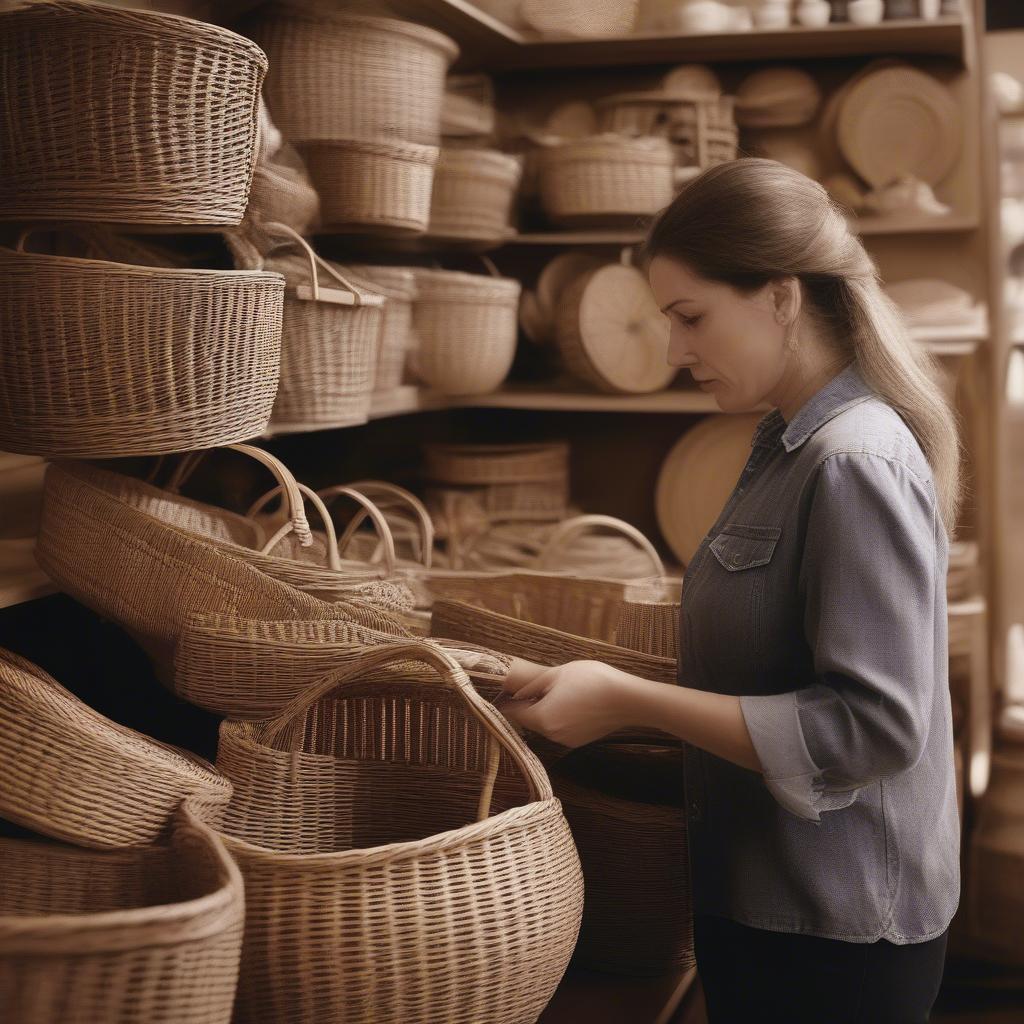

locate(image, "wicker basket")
(0, 804), (244, 1024)
(0, 647), (231, 849)
(0, 1), (266, 225)
(254, 227), (384, 430)
(425, 441), (569, 484)
(596, 91), (738, 168)
(206, 642), (583, 1024)
(0, 238), (284, 459)
(616, 599), (681, 659)
(538, 135), (676, 226)
(246, 144), (321, 237)
(34, 458), (402, 678)
(344, 265), (419, 392)
(429, 148), (522, 242)
(442, 74), (496, 137)
(249, 6), (457, 146)
(300, 138), (438, 235)
(408, 266), (520, 396)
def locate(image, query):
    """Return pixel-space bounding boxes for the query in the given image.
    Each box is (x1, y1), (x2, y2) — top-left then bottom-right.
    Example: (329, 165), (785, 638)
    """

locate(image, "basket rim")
(298, 137), (440, 162)
(0, 246), (285, 283)
(0, 806), (242, 953)
(261, 3), (459, 61)
(5, 0), (269, 69)
(539, 135), (675, 164)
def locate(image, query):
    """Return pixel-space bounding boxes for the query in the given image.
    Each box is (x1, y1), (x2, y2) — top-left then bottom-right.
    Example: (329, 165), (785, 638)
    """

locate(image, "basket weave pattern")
(0, 1), (267, 225)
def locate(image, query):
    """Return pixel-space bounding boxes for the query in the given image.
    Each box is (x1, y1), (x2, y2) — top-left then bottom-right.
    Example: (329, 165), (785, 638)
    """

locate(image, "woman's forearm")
(612, 668), (763, 773)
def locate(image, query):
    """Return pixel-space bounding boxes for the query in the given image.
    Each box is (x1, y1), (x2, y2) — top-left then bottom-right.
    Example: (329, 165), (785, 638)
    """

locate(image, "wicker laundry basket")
(252, 227), (384, 430)
(0, 804), (244, 1024)
(0, 1), (266, 225)
(0, 237), (284, 458)
(34, 458), (402, 678)
(248, 6), (457, 146)
(408, 266), (520, 395)
(342, 265), (419, 392)
(206, 642), (583, 1024)
(429, 148), (522, 242)
(0, 647), (231, 849)
(538, 135), (677, 226)
(300, 138), (438, 235)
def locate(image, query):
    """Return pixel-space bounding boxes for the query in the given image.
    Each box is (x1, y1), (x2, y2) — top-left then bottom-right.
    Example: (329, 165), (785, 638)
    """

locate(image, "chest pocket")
(709, 523), (781, 571)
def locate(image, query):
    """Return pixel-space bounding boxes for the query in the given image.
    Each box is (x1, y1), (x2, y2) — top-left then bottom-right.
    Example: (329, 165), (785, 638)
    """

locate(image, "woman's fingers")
(502, 656), (548, 694)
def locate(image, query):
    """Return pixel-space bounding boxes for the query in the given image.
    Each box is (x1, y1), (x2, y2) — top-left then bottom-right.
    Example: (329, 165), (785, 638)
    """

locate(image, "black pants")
(694, 913), (949, 1024)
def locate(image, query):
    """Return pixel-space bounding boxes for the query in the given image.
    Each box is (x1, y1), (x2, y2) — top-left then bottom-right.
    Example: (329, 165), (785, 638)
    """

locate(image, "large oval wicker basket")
(0, 647), (232, 849)
(248, 6), (457, 146)
(408, 267), (520, 396)
(0, 241), (284, 458)
(0, 804), (244, 1024)
(207, 642), (583, 1024)
(0, 0), (267, 225)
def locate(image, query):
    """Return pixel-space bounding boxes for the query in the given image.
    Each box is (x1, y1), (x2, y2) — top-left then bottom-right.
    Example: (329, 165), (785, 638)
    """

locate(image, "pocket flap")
(709, 524), (781, 572)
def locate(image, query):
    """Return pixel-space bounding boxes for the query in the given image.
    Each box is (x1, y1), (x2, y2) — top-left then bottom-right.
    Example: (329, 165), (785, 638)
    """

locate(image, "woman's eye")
(674, 312), (703, 329)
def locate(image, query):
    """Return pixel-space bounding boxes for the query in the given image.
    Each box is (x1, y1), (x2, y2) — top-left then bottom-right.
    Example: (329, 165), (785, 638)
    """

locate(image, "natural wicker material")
(300, 139), (438, 235)
(344, 265), (418, 392)
(247, 145), (321, 237)
(442, 74), (496, 137)
(548, 774), (693, 976)
(249, 6), (457, 147)
(596, 91), (737, 168)
(258, 232), (384, 430)
(0, 1), (266, 225)
(207, 642), (583, 1024)
(616, 599), (681, 659)
(0, 804), (244, 1024)
(425, 441), (570, 485)
(0, 647), (231, 849)
(34, 459), (402, 677)
(408, 267), (520, 395)
(429, 148), (522, 242)
(0, 241), (284, 458)
(538, 136), (676, 226)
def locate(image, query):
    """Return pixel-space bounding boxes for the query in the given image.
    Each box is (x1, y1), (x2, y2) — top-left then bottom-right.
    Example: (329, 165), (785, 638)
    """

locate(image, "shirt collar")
(751, 362), (876, 453)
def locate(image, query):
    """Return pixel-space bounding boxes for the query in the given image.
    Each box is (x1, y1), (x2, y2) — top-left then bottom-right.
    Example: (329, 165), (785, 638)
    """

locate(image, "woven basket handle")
(535, 514), (665, 576)
(262, 221), (380, 307)
(165, 444), (312, 548)
(252, 483), (343, 569)
(329, 481), (435, 569)
(315, 486), (398, 576)
(261, 641), (553, 813)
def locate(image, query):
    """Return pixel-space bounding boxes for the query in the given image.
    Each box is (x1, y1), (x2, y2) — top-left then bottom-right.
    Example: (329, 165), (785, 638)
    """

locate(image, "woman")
(502, 159), (961, 1023)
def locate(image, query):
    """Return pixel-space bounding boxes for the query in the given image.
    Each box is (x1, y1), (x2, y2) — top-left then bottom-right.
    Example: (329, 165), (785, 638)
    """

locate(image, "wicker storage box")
(0, 647), (231, 849)
(260, 242), (384, 431)
(0, 243), (284, 458)
(429, 148), (522, 242)
(207, 643), (583, 1024)
(0, 804), (244, 1024)
(300, 139), (438, 236)
(596, 91), (738, 168)
(538, 135), (676, 226)
(408, 267), (520, 396)
(249, 6), (457, 146)
(345, 265), (419, 392)
(0, 1), (266, 226)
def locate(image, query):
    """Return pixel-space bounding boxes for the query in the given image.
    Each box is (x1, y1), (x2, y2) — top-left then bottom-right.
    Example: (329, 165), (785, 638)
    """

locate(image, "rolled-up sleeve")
(739, 451), (939, 823)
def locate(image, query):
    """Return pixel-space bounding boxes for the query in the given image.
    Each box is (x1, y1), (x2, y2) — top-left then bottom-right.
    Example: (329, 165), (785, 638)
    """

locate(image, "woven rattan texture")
(0, 1), (266, 224)
(0, 249), (284, 457)
(206, 644), (583, 1024)
(0, 647), (230, 848)
(429, 149), (521, 240)
(0, 805), (244, 1024)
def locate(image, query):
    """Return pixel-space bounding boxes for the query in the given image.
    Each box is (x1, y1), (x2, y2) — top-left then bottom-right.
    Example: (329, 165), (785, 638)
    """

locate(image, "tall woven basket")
(409, 266), (520, 395)
(0, 647), (231, 849)
(207, 642), (583, 1024)
(0, 237), (284, 458)
(248, 6), (458, 146)
(0, 0), (267, 225)
(0, 804), (244, 1024)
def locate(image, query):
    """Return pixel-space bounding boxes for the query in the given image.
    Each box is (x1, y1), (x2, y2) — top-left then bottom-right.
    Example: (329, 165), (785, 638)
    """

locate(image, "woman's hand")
(500, 658), (641, 748)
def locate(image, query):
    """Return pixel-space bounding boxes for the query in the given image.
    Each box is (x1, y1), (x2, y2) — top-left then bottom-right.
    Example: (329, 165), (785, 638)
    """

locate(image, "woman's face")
(647, 254), (791, 413)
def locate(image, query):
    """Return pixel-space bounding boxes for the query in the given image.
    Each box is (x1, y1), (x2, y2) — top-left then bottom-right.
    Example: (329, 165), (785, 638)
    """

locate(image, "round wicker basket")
(428, 148), (522, 243)
(344, 264), (418, 392)
(0, 0), (267, 225)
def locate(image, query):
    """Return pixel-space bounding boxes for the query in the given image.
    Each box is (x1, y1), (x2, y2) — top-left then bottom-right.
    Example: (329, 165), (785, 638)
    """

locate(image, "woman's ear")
(769, 277), (802, 328)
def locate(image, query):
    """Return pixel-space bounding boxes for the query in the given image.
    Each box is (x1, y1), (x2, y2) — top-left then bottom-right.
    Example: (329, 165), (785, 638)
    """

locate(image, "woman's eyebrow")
(660, 298), (695, 313)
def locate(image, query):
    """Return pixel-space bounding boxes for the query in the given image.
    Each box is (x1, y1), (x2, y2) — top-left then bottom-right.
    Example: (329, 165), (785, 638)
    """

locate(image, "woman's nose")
(667, 333), (698, 369)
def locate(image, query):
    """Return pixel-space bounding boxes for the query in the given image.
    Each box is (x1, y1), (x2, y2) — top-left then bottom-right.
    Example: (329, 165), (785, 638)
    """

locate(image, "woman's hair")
(637, 157), (963, 533)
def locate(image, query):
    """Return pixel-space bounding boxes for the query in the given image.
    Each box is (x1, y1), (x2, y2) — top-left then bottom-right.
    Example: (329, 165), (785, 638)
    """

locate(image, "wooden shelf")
(0, 570), (55, 611)
(450, 384), (722, 413)
(539, 965), (697, 1024)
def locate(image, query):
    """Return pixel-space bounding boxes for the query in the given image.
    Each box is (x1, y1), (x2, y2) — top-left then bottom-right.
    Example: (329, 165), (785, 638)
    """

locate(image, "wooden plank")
(539, 965), (697, 1024)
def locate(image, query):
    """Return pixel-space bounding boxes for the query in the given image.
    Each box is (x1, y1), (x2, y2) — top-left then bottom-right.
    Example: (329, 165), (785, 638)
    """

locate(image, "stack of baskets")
(0, 1), (284, 456)
(248, 4), (458, 236)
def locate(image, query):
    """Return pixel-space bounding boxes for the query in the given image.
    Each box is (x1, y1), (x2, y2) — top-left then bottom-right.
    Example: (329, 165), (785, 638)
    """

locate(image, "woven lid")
(539, 134), (675, 166)
(411, 267), (521, 305)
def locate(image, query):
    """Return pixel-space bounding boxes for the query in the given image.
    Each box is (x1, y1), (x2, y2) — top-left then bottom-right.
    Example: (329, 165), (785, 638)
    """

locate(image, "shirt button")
(689, 800), (703, 822)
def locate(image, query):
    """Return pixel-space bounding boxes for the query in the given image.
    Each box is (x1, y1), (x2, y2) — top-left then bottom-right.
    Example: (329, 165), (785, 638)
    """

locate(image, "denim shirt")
(679, 362), (960, 943)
